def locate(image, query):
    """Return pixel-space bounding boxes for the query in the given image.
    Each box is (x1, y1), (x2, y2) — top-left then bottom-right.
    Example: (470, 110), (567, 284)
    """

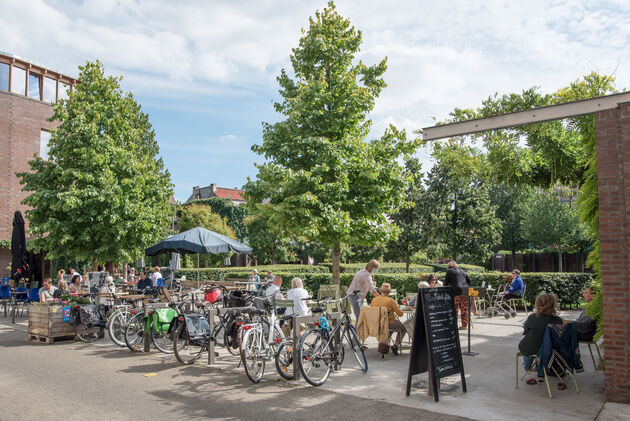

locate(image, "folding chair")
(0, 284), (11, 317)
(507, 284), (528, 313)
(580, 340), (602, 370)
(13, 287), (28, 317)
(27, 288), (40, 303)
(390, 288), (398, 302)
(318, 284), (343, 313)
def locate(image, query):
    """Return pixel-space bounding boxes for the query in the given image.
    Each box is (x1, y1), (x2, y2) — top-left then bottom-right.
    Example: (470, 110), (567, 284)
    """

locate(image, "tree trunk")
(123, 263), (128, 282)
(511, 248), (516, 271)
(332, 242), (341, 285)
(405, 248), (410, 273)
(558, 251), (563, 272)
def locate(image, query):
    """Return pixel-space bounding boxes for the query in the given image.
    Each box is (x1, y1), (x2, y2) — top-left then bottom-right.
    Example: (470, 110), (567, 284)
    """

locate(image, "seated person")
(576, 285), (598, 342)
(125, 268), (137, 285)
(371, 282), (405, 356)
(39, 278), (58, 303)
(56, 269), (68, 292)
(427, 274), (442, 288)
(249, 269), (261, 292)
(137, 271), (153, 292)
(98, 276), (117, 305)
(518, 293), (565, 385)
(408, 279), (431, 307)
(68, 274), (82, 293)
(500, 269), (524, 300)
(286, 277), (310, 316)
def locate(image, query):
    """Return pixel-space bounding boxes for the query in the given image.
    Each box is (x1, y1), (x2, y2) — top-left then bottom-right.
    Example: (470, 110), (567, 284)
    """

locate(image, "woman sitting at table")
(371, 282), (405, 356)
(519, 293), (566, 386)
(68, 274), (81, 293)
(427, 274), (442, 287)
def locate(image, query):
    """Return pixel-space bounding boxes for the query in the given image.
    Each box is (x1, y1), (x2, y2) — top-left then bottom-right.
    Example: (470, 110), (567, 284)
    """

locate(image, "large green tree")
(422, 141), (501, 262)
(245, 2), (417, 283)
(488, 183), (534, 261)
(386, 157), (426, 272)
(184, 197), (248, 241)
(178, 203), (235, 267)
(244, 203), (296, 265)
(18, 61), (173, 266)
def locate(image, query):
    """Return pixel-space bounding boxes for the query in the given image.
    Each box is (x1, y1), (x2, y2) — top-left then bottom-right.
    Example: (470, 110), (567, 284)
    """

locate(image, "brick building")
(0, 52), (76, 279)
(186, 183), (246, 206)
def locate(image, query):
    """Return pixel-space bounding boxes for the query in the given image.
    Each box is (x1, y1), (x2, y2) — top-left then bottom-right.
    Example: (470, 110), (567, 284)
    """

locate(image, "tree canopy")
(18, 60), (173, 265)
(245, 2), (417, 282)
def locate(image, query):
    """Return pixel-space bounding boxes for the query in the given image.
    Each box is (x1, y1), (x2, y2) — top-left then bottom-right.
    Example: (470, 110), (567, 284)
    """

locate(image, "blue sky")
(2, 0), (630, 201)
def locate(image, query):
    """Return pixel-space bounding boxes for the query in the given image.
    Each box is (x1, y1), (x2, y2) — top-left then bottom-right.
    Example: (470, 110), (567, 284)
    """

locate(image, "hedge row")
(317, 263), (433, 273)
(424, 263), (486, 273)
(174, 269), (591, 306)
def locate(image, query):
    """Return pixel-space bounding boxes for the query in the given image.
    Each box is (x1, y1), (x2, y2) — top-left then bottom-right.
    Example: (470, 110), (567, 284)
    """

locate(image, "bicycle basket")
(204, 287), (222, 304)
(152, 308), (177, 333)
(225, 290), (247, 308)
(79, 305), (101, 326)
(184, 313), (210, 338)
(253, 297), (272, 312)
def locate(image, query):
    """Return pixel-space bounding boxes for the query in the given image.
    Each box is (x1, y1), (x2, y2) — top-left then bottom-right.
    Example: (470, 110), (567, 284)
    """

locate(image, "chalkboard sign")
(87, 271), (109, 293)
(406, 286), (466, 402)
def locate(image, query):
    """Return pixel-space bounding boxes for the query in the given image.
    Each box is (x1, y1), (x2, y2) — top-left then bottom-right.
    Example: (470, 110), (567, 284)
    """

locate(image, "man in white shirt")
(68, 267), (82, 284)
(39, 278), (58, 303)
(265, 275), (285, 301)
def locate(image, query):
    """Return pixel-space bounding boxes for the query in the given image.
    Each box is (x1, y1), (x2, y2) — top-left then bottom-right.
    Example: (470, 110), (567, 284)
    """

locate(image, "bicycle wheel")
(241, 329), (265, 384)
(151, 322), (175, 354)
(107, 309), (130, 347)
(173, 322), (206, 365)
(275, 340), (295, 380)
(223, 325), (241, 356)
(75, 324), (102, 343)
(298, 329), (333, 386)
(345, 325), (368, 372)
(212, 320), (226, 348)
(124, 313), (145, 351)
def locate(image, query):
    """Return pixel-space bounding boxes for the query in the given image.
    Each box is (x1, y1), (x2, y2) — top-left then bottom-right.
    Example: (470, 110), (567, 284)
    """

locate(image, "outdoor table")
(401, 306), (415, 320)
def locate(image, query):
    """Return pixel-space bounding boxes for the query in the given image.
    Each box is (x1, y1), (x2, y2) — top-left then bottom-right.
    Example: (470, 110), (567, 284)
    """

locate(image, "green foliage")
(385, 157), (426, 271)
(422, 141), (502, 261)
(424, 263), (486, 273)
(318, 262), (433, 273)
(184, 197), (248, 241)
(244, 204), (296, 264)
(17, 60), (173, 264)
(245, 2), (418, 282)
(0, 239), (11, 249)
(488, 183), (534, 256)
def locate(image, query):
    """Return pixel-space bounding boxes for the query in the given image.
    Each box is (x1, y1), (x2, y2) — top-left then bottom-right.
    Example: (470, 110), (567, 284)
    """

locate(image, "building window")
(58, 82), (70, 100)
(0, 62), (9, 91)
(40, 130), (51, 160)
(11, 66), (26, 95)
(28, 72), (42, 99)
(43, 77), (57, 102)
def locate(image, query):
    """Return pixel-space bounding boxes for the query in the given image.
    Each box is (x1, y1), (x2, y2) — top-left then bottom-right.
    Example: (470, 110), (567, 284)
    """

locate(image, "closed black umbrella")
(11, 211), (28, 286)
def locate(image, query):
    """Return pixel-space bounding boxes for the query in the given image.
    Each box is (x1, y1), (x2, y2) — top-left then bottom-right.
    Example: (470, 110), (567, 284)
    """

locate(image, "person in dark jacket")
(137, 271), (153, 292)
(443, 261), (471, 329)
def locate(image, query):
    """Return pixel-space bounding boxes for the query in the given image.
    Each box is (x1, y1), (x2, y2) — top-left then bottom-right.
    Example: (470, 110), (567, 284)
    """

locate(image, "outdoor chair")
(405, 292), (415, 303)
(507, 284), (528, 313)
(0, 284), (11, 316)
(390, 288), (398, 302)
(515, 323), (580, 398)
(580, 340), (602, 370)
(13, 287), (28, 317)
(318, 284), (344, 313)
(27, 287), (40, 303)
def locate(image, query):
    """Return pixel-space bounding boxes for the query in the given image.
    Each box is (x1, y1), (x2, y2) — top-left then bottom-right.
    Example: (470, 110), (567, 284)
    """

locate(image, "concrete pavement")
(0, 309), (627, 421)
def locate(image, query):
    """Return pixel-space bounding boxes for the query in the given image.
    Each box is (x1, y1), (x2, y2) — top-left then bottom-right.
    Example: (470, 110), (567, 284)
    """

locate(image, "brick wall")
(0, 90), (56, 277)
(595, 102), (630, 403)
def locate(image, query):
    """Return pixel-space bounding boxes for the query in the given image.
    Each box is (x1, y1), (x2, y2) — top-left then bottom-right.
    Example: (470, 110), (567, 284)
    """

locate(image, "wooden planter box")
(28, 303), (75, 344)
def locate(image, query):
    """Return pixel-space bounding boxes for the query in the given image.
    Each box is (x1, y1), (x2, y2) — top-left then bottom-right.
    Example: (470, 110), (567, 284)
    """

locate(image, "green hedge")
(174, 268), (591, 307)
(318, 263), (433, 273)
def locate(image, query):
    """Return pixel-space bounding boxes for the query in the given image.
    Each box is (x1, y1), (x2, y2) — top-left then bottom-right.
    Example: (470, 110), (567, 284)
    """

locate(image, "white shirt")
(98, 282), (116, 305)
(151, 271), (162, 287)
(265, 284), (284, 301)
(348, 269), (377, 297)
(287, 288), (310, 316)
(69, 271), (82, 283)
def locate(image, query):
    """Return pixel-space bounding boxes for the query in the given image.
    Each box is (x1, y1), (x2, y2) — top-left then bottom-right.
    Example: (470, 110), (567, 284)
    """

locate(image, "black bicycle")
(297, 290), (367, 386)
(72, 304), (108, 343)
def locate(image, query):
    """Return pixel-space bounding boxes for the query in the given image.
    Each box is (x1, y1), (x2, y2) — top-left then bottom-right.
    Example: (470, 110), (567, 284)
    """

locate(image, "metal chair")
(581, 340), (602, 370)
(0, 284), (11, 316)
(13, 287), (28, 317)
(27, 288), (40, 303)
(507, 284), (528, 313)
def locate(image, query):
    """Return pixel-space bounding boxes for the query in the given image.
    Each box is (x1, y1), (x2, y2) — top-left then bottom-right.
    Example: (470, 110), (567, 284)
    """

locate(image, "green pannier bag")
(152, 308), (177, 333)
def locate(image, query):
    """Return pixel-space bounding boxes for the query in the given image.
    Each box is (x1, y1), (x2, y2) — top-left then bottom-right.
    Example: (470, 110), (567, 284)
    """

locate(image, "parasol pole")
(197, 254), (200, 289)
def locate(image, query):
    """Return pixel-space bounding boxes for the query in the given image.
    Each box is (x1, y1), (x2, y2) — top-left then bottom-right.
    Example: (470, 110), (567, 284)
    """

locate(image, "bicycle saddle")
(241, 307), (265, 316)
(282, 313), (296, 321)
(148, 298), (161, 303)
(311, 307), (325, 313)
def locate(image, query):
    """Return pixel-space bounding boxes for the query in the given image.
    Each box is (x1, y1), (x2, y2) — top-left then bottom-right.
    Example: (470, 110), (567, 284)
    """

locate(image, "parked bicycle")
(297, 290), (367, 386)
(239, 297), (292, 383)
(72, 304), (108, 343)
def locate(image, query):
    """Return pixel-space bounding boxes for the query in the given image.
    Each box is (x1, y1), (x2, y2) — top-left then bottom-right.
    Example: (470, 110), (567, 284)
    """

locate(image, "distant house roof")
(186, 183), (246, 204)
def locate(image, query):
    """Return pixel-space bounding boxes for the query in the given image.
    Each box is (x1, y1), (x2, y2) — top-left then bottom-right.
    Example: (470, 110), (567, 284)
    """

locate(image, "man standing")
(68, 266), (82, 284)
(347, 259), (380, 324)
(444, 261), (471, 330)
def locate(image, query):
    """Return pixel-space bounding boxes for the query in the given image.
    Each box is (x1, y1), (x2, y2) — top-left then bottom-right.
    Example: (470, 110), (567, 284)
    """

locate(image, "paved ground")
(0, 309), (626, 421)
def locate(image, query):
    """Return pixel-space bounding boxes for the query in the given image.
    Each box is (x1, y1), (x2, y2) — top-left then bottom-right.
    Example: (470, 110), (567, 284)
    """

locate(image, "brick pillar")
(595, 102), (630, 403)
